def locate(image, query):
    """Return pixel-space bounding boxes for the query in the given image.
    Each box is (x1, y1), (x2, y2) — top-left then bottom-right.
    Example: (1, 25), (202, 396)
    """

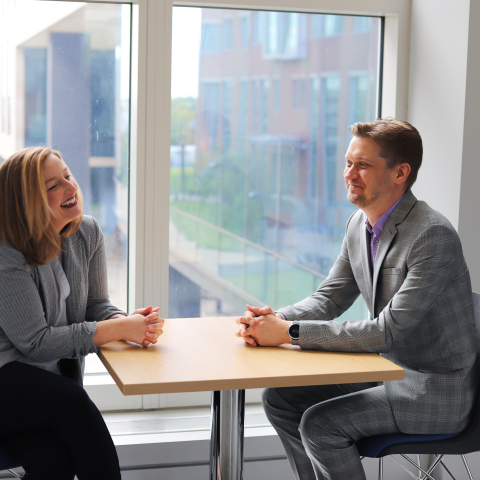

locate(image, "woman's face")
(42, 153), (82, 233)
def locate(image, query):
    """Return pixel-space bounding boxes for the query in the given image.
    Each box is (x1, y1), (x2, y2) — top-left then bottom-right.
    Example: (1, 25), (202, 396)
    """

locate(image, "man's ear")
(395, 163), (411, 185)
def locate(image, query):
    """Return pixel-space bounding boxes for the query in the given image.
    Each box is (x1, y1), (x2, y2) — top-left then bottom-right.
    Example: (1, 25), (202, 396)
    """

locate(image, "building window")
(238, 79), (248, 141)
(273, 78), (281, 110)
(201, 22), (221, 53)
(349, 74), (369, 124)
(252, 11), (262, 45)
(24, 48), (47, 146)
(324, 14), (344, 36)
(223, 18), (234, 50)
(354, 16), (371, 33)
(321, 75), (341, 205)
(265, 12), (305, 59)
(310, 14), (324, 37)
(240, 17), (250, 49)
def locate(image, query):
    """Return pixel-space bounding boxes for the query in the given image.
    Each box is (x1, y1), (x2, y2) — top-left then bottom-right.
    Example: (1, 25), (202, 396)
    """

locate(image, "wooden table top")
(98, 317), (405, 396)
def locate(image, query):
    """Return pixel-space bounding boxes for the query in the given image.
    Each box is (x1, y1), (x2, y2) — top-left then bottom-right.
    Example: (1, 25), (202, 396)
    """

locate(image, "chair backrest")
(460, 292), (480, 452)
(473, 292), (480, 353)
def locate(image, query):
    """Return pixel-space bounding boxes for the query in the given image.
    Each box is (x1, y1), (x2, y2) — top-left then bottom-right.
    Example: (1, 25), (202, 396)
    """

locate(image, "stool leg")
(7, 470), (23, 479)
(378, 457), (383, 480)
(461, 455), (474, 480)
(209, 391), (221, 480)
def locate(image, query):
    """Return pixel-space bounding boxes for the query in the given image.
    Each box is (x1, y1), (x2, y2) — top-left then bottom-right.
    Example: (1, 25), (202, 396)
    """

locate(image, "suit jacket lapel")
(360, 223), (374, 314)
(371, 189), (418, 314)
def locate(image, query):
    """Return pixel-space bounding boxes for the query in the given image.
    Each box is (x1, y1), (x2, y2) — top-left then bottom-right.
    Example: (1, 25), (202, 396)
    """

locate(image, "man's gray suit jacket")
(278, 189), (478, 434)
(0, 216), (126, 384)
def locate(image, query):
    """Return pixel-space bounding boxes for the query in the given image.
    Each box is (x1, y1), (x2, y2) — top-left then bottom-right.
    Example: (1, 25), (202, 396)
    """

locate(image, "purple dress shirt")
(365, 195), (404, 269)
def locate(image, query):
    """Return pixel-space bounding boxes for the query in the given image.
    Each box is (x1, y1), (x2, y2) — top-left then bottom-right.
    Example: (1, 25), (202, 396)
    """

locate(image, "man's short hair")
(349, 119), (423, 189)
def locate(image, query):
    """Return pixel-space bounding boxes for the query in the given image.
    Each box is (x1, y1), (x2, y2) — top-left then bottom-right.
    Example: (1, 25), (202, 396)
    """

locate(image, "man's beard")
(347, 175), (391, 209)
(347, 189), (382, 209)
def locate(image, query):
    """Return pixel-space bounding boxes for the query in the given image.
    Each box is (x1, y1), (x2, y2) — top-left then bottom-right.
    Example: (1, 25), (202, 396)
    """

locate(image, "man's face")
(344, 136), (397, 210)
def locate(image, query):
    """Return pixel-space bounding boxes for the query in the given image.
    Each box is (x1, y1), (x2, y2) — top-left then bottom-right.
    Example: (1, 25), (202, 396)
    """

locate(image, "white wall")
(409, 0), (480, 290)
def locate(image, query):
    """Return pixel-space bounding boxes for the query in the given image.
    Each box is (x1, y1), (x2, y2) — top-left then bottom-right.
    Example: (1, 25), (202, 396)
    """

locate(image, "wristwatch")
(288, 321), (300, 346)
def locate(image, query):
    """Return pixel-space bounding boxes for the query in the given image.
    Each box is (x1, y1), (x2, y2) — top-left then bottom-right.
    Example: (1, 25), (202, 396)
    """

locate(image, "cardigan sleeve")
(0, 247), (98, 362)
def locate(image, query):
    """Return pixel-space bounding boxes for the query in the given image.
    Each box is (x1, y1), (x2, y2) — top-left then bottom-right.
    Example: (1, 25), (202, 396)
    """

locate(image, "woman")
(0, 147), (164, 479)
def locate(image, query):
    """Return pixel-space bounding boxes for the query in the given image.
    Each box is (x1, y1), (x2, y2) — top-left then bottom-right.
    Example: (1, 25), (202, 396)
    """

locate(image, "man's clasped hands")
(235, 305), (293, 347)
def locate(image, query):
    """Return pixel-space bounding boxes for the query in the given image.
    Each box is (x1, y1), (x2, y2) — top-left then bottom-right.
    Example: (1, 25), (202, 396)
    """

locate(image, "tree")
(171, 97), (196, 145)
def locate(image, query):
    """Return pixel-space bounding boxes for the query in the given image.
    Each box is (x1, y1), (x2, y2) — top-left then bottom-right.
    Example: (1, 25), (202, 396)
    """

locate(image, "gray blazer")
(0, 216), (125, 384)
(279, 190), (478, 434)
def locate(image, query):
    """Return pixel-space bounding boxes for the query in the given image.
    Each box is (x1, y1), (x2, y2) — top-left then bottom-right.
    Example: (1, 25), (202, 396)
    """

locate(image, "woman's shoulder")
(77, 215), (101, 236)
(65, 215), (103, 257)
(0, 243), (28, 272)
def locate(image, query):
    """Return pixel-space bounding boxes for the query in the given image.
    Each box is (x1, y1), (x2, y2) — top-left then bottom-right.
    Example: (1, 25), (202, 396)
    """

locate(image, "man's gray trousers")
(262, 383), (401, 480)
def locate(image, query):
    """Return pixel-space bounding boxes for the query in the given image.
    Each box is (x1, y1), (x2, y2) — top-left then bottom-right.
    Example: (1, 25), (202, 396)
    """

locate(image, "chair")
(0, 442), (23, 478)
(357, 292), (480, 480)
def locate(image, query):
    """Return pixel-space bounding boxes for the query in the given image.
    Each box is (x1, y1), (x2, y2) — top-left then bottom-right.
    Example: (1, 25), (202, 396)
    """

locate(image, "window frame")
(25, 0), (412, 411)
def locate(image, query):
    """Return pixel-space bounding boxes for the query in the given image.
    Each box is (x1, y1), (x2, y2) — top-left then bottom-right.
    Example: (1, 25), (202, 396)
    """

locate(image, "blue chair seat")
(0, 442), (21, 472)
(357, 432), (461, 458)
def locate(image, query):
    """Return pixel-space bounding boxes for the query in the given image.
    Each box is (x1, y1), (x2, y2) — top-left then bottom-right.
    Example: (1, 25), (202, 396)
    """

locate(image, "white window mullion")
(151, 0), (172, 316)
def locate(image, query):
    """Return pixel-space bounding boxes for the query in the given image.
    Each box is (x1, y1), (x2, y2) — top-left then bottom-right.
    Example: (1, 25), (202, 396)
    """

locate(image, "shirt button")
(375, 240), (379, 244)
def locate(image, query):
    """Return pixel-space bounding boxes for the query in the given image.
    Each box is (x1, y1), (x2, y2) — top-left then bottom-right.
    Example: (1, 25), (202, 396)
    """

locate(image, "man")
(236, 119), (478, 480)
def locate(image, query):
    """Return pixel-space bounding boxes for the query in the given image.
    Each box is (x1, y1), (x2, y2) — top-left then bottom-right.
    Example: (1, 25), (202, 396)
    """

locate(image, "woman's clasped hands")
(95, 306), (165, 347)
(126, 306), (164, 346)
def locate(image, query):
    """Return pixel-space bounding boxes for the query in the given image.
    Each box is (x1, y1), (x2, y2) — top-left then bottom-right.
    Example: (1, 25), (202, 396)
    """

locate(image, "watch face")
(289, 323), (300, 339)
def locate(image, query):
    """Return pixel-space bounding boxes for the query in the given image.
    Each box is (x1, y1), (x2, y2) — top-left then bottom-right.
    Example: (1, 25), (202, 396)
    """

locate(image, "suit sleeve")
(278, 221), (361, 321)
(296, 223), (462, 352)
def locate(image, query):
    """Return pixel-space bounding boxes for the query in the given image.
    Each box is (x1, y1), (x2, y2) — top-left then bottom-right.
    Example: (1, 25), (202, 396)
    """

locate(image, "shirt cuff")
(275, 311), (286, 320)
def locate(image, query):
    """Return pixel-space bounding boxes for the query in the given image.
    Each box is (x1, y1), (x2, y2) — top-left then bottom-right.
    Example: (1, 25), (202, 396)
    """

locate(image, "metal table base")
(209, 390), (246, 480)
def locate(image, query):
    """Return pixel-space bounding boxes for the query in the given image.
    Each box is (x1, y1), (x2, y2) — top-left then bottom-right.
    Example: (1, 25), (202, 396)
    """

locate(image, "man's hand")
(235, 305), (292, 347)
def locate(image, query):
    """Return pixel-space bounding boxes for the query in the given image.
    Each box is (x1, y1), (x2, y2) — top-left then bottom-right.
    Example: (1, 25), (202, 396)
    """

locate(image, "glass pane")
(170, 7), (379, 321)
(0, 1), (131, 371)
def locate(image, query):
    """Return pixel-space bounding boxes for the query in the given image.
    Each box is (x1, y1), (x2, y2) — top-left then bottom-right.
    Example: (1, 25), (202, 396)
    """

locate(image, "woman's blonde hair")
(0, 147), (84, 265)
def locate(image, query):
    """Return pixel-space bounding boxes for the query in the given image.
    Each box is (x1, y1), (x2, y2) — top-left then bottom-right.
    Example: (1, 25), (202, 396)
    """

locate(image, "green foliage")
(171, 97), (196, 145)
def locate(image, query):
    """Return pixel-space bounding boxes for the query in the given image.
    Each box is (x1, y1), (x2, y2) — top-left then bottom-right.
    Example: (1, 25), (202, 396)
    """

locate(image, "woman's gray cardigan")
(0, 216), (126, 384)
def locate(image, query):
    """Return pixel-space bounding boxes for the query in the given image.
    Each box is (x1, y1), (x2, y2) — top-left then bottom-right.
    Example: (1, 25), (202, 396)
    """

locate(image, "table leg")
(209, 390), (245, 480)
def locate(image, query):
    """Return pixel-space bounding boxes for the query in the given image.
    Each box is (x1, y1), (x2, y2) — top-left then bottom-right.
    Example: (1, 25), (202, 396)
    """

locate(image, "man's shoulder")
(403, 199), (457, 236)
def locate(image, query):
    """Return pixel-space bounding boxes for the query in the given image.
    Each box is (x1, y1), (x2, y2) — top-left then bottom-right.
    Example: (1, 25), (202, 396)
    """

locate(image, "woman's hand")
(94, 307), (164, 347)
(129, 306), (163, 345)
(120, 311), (164, 346)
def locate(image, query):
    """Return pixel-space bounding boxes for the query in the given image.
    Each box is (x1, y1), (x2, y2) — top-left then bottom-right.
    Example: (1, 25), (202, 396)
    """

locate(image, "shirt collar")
(365, 194), (404, 234)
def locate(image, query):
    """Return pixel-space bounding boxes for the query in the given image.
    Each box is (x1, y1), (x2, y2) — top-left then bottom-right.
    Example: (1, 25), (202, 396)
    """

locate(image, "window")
(321, 75), (341, 205)
(0, 1), (131, 379)
(354, 16), (372, 33)
(324, 14), (344, 36)
(311, 14), (324, 37)
(223, 18), (234, 50)
(240, 17), (250, 49)
(292, 77), (306, 110)
(170, 8), (381, 320)
(252, 11), (263, 45)
(265, 12), (306, 59)
(2, 0), (412, 412)
(238, 79), (248, 140)
(292, 78), (298, 109)
(222, 80), (234, 149)
(349, 74), (369, 124)
(273, 78), (281, 110)
(201, 22), (221, 53)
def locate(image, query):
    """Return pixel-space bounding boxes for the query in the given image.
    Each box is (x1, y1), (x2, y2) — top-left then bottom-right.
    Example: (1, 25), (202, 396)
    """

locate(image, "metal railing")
(170, 205), (327, 308)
